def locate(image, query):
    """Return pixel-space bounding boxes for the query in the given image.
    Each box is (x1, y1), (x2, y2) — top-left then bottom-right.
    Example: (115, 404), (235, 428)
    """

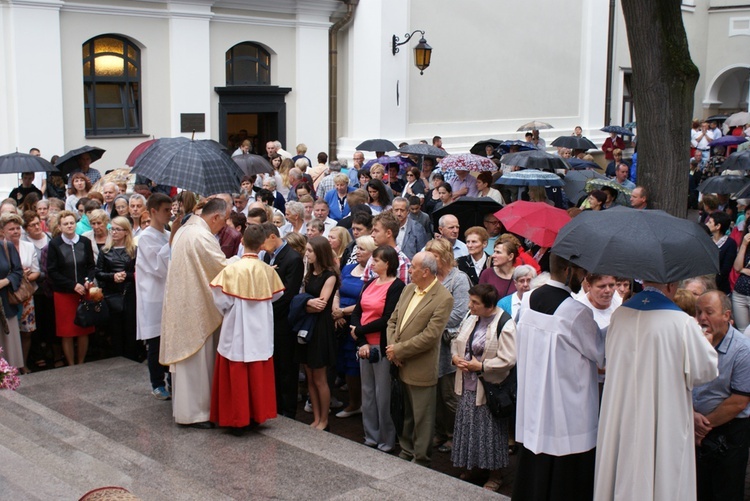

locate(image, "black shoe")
(182, 421), (215, 429)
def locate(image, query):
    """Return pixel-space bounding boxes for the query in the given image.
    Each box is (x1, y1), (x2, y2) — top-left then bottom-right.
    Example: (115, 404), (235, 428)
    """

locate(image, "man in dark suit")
(261, 222), (304, 418)
(391, 197), (428, 260)
(386, 252), (453, 466)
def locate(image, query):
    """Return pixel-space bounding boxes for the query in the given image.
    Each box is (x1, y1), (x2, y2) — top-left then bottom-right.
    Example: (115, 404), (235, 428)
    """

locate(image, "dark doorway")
(225, 113), (278, 155)
(215, 85), (291, 154)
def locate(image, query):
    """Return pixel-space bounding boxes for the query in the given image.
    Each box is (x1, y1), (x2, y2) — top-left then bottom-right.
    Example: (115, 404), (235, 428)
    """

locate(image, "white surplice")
(211, 289), (282, 362)
(515, 282), (605, 456)
(135, 226), (170, 341)
(594, 291), (718, 501)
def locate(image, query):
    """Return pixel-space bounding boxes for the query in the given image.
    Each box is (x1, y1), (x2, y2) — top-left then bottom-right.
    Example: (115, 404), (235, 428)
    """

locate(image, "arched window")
(83, 35), (141, 136)
(226, 42), (271, 86)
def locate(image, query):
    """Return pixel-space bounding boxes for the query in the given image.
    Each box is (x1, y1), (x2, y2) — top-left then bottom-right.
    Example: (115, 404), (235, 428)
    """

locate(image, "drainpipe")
(603, 0), (616, 126)
(328, 0), (358, 161)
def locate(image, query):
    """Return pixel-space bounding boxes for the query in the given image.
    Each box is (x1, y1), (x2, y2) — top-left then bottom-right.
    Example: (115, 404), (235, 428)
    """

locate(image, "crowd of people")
(2, 126), (750, 500)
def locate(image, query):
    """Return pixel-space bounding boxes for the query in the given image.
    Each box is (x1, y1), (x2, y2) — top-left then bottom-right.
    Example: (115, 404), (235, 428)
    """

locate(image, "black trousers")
(273, 317), (299, 419)
(696, 417), (750, 501)
(146, 337), (169, 390)
(512, 446), (595, 501)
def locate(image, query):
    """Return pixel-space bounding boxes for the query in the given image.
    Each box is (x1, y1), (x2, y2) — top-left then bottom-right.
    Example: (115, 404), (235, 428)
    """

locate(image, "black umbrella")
(470, 139), (504, 155)
(132, 137), (244, 196)
(0, 152), (58, 173)
(397, 144), (447, 157)
(552, 206), (719, 283)
(500, 150), (570, 172)
(233, 154), (274, 176)
(706, 115), (729, 123)
(721, 150), (750, 172)
(355, 139), (398, 152)
(56, 145), (106, 175)
(600, 125), (635, 136)
(564, 170), (607, 205)
(550, 136), (597, 151)
(697, 175), (750, 195)
(566, 158), (601, 170)
(431, 197), (502, 240)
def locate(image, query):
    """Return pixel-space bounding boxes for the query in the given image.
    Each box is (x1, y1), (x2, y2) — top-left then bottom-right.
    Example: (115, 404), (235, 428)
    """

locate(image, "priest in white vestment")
(513, 253), (604, 500)
(595, 282), (718, 501)
(135, 193), (173, 399)
(160, 199), (232, 427)
(209, 225), (284, 431)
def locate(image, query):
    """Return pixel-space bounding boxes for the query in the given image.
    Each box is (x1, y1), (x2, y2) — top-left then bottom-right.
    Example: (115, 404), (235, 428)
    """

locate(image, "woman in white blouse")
(476, 172), (506, 205)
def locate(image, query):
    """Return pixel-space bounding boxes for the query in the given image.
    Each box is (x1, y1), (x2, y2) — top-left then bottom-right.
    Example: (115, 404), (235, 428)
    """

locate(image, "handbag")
(105, 290), (126, 313)
(74, 297), (110, 327)
(468, 309), (517, 419)
(3, 242), (36, 305)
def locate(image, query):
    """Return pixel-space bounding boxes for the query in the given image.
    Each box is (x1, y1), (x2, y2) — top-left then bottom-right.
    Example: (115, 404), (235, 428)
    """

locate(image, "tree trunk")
(620, 0), (699, 217)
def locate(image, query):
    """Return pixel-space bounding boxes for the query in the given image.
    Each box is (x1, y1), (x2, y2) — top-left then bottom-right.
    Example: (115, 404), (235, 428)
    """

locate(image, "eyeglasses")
(111, 227), (127, 233)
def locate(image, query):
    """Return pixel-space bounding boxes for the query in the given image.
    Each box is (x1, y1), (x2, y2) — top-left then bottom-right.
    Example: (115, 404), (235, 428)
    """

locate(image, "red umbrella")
(125, 138), (156, 167)
(494, 200), (571, 248)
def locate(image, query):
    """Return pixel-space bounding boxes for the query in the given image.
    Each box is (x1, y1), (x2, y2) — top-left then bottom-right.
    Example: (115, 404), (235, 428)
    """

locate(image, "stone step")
(0, 359), (505, 500)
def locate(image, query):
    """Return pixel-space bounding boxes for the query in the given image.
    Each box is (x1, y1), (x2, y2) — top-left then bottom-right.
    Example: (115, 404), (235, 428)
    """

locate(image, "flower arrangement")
(0, 347), (20, 390)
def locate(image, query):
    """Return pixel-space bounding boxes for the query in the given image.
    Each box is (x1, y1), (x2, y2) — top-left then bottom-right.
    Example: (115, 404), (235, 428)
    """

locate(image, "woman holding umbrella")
(479, 239), (518, 298)
(602, 131), (625, 161)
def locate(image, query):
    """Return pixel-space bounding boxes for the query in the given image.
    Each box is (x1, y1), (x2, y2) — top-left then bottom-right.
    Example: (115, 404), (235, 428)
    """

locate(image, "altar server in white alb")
(594, 281), (718, 501)
(135, 194), (173, 400)
(512, 253), (604, 500)
(209, 224), (284, 431)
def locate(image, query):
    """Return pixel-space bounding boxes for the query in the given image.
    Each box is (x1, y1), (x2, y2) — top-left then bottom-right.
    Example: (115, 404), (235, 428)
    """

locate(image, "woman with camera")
(350, 245), (405, 452)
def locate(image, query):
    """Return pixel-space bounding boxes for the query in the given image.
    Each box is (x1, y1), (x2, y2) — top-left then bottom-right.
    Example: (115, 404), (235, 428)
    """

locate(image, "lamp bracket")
(392, 30), (425, 55)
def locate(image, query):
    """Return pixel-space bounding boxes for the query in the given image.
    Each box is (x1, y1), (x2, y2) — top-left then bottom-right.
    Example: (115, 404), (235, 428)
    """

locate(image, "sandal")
(483, 479), (502, 492)
(437, 440), (452, 453)
(459, 470), (484, 482)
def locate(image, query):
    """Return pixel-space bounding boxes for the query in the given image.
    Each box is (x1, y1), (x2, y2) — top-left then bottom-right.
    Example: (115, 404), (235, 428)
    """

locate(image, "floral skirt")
(19, 297), (35, 333)
(451, 389), (509, 470)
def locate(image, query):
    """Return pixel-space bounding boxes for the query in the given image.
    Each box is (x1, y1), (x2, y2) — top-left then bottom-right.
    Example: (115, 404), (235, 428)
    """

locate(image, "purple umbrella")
(711, 135), (747, 148)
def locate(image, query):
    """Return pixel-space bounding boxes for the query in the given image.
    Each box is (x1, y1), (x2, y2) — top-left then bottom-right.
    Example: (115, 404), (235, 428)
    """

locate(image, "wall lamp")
(392, 30), (432, 75)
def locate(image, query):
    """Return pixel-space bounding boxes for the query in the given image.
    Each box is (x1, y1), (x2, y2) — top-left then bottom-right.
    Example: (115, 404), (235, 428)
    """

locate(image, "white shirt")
(576, 293), (618, 330)
(471, 253), (487, 279)
(515, 280), (605, 456)
(135, 226), (170, 340)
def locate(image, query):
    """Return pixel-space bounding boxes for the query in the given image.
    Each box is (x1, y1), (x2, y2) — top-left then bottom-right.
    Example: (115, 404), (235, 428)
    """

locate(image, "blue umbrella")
(495, 169), (564, 187)
(132, 136), (244, 196)
(497, 140), (535, 153)
(600, 125), (635, 136)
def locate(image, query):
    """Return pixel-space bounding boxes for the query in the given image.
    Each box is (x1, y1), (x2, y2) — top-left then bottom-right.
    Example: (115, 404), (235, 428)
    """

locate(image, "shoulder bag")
(3, 242), (36, 305)
(468, 309), (517, 419)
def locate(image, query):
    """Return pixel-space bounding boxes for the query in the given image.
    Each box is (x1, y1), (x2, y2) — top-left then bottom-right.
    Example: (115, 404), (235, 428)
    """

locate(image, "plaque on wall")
(180, 113), (205, 133)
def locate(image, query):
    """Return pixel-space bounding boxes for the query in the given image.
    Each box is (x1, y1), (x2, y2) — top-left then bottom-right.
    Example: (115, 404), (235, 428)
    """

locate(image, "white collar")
(62, 234), (79, 245)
